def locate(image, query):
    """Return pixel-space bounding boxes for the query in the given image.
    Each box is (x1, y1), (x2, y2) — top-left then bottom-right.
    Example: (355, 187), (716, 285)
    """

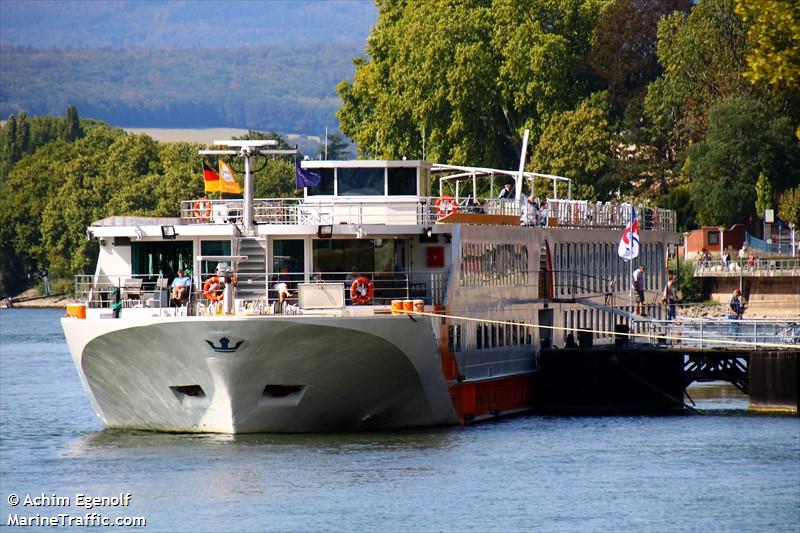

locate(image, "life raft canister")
(193, 197), (212, 222)
(350, 276), (374, 305)
(434, 196), (457, 218)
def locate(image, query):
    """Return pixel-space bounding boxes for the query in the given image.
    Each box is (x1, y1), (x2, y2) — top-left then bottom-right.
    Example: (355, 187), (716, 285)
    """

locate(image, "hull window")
(262, 385), (304, 398)
(170, 385), (205, 397)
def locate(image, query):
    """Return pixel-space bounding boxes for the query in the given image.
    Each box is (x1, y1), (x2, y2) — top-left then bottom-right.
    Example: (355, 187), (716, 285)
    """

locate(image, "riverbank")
(3, 288), (72, 308)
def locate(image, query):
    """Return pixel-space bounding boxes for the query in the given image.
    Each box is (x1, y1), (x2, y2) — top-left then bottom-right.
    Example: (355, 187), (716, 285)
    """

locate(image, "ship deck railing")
(692, 257), (800, 277)
(179, 197), (676, 232)
(635, 317), (800, 349)
(75, 273), (168, 309)
(74, 270), (449, 314)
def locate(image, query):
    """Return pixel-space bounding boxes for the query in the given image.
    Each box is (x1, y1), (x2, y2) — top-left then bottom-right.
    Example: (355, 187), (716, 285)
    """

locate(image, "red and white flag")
(617, 207), (640, 260)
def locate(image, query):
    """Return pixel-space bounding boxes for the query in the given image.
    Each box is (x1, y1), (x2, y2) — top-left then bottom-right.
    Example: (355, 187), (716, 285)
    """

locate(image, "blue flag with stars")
(296, 163), (321, 188)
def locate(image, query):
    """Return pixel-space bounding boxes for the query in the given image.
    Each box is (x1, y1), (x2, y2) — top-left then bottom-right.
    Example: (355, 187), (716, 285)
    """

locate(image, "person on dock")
(632, 265), (646, 316)
(727, 288), (746, 337)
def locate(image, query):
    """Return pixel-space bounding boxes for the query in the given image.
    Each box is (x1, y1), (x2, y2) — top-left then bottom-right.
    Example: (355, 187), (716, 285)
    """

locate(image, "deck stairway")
(235, 236), (268, 300)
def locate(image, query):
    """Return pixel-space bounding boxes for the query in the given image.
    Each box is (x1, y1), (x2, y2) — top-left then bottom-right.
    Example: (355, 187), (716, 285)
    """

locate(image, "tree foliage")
(754, 172), (774, 220)
(0, 115), (300, 295)
(531, 94), (615, 199)
(589, 0), (691, 114)
(735, 0), (800, 90)
(338, 0), (609, 168)
(318, 133), (351, 160)
(778, 185), (800, 228)
(644, 0), (752, 153)
(685, 95), (798, 226)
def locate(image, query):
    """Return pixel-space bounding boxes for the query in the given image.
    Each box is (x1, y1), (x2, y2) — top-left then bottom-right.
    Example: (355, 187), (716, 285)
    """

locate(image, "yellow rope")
(401, 309), (799, 350)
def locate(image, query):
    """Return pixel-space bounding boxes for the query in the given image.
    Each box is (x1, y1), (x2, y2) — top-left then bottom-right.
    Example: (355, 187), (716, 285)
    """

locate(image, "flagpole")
(628, 206), (633, 321)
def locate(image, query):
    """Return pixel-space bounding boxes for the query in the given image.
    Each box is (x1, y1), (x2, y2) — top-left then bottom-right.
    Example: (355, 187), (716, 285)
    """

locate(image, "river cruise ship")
(61, 140), (678, 433)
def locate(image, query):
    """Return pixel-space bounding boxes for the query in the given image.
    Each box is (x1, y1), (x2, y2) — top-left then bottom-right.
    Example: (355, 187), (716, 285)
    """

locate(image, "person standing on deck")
(663, 275), (678, 320)
(498, 180), (514, 199)
(632, 265), (646, 316)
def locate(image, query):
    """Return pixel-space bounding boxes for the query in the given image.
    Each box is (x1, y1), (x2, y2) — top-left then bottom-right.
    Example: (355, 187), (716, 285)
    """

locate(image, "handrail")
(692, 257), (800, 276)
(75, 273), (167, 309)
(641, 318), (800, 348)
(179, 197), (677, 232)
(75, 270), (450, 310)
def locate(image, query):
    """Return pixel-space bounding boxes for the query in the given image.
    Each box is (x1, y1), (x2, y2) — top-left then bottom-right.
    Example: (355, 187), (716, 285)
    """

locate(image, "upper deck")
(175, 159), (676, 233)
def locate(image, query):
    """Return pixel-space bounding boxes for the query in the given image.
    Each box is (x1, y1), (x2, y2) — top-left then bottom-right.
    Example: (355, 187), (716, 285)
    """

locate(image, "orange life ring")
(193, 198), (212, 222)
(203, 276), (224, 302)
(350, 277), (374, 305)
(434, 196), (458, 218)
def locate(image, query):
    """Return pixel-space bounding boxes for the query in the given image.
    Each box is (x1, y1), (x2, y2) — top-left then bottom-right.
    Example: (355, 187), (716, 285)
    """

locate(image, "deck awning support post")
(242, 149), (254, 234)
(515, 128), (529, 202)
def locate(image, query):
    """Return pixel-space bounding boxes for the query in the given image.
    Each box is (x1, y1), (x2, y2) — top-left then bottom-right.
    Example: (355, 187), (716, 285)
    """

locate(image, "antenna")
(198, 140), (297, 234)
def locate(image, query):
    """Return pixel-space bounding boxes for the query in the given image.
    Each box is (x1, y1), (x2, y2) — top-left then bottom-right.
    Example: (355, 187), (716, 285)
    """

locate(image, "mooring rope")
(400, 309), (798, 350)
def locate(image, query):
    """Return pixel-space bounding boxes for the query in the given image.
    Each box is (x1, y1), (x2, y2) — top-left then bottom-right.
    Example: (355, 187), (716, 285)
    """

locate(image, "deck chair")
(121, 278), (143, 301)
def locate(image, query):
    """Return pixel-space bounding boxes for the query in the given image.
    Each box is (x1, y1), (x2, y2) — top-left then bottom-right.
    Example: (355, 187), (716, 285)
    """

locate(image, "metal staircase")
(235, 236), (268, 300)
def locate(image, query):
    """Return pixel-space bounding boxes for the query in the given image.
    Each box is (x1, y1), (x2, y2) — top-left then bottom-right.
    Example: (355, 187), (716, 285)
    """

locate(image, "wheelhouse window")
(313, 239), (376, 275)
(388, 167), (417, 196)
(131, 241), (193, 283)
(337, 168), (384, 196)
(272, 239), (305, 274)
(306, 168), (334, 196)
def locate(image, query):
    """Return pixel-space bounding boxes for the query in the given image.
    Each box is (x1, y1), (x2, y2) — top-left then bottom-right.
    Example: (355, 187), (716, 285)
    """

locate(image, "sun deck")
(176, 196), (676, 232)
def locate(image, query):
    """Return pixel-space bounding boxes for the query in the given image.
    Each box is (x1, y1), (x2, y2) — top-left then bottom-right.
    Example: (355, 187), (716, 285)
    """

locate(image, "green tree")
(318, 133), (350, 160)
(338, 0), (609, 168)
(754, 172), (774, 221)
(644, 0), (751, 153)
(15, 112), (30, 160)
(777, 185), (800, 228)
(658, 183), (696, 232)
(0, 140), (74, 292)
(685, 95), (799, 226)
(231, 130), (303, 197)
(64, 105), (83, 142)
(735, 0), (800, 90)
(254, 160), (298, 198)
(531, 94), (615, 200)
(589, 0), (691, 114)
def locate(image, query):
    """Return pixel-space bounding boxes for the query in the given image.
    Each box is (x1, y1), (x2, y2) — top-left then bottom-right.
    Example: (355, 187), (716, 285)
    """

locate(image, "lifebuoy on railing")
(350, 277), (374, 305)
(434, 196), (457, 218)
(203, 276), (224, 302)
(193, 198), (212, 222)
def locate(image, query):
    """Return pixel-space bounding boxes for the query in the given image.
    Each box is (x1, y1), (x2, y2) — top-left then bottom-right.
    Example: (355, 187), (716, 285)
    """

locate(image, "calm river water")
(1, 308), (798, 532)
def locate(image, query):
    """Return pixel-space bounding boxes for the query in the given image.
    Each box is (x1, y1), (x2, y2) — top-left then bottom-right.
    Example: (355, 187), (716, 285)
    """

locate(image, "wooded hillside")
(1, 44), (363, 134)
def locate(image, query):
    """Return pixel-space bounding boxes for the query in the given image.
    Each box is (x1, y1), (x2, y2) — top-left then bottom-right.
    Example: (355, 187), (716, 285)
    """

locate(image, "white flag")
(617, 207), (640, 260)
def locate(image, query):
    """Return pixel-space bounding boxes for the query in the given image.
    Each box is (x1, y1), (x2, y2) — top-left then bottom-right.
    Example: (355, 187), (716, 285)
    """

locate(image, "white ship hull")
(61, 314), (459, 433)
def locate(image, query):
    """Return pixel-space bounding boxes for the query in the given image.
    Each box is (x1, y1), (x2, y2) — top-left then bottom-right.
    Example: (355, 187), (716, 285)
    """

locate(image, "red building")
(680, 225), (746, 259)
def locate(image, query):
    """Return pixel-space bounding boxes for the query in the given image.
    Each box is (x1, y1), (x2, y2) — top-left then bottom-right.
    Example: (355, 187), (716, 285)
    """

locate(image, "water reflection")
(66, 426), (460, 457)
